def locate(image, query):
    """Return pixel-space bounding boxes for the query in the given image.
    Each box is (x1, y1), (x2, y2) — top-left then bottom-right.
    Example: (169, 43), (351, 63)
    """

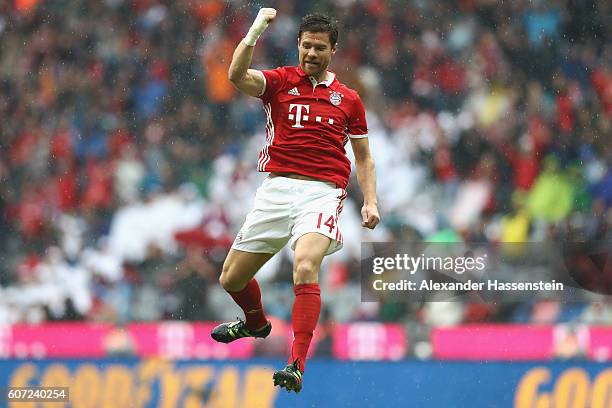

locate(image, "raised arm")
(228, 8), (276, 97)
(350, 137), (380, 229)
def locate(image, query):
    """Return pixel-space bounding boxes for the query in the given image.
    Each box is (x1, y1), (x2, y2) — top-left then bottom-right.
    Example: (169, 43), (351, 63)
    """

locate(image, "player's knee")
(293, 259), (319, 284)
(218, 271), (230, 291)
(219, 263), (238, 291)
(220, 272), (244, 292)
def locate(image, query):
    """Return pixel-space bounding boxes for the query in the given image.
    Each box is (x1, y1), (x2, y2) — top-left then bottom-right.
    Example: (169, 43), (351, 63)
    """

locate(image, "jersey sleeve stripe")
(348, 133), (368, 139)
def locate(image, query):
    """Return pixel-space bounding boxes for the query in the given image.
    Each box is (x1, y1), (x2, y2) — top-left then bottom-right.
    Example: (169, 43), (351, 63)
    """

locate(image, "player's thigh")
(232, 178), (293, 254)
(220, 249), (276, 291)
(290, 182), (346, 256)
(292, 232), (332, 285)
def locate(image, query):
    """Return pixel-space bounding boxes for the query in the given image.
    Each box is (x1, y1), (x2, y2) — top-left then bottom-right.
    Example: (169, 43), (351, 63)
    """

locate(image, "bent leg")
(292, 233), (330, 284)
(220, 249), (274, 291)
(219, 249), (275, 331)
(289, 233), (331, 372)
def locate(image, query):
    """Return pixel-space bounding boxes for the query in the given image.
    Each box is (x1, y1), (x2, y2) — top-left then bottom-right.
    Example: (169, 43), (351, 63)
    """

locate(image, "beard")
(302, 60), (326, 77)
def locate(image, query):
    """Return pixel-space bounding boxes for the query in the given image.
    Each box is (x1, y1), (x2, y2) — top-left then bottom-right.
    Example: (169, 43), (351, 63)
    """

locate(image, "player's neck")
(311, 70), (329, 84)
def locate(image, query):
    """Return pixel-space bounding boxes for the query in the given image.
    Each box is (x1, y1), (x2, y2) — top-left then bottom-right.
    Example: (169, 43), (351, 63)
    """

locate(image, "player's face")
(298, 31), (336, 79)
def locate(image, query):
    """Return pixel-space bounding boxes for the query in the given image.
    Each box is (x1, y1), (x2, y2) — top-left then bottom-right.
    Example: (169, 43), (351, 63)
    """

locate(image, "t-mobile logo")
(158, 322), (194, 359)
(288, 104), (310, 128)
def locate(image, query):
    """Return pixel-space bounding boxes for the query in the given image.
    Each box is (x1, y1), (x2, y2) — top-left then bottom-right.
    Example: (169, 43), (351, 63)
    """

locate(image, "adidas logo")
(288, 87), (300, 96)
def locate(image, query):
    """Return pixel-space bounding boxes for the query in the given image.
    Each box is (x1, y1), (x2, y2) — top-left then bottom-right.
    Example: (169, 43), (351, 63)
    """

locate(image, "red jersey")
(257, 65), (368, 189)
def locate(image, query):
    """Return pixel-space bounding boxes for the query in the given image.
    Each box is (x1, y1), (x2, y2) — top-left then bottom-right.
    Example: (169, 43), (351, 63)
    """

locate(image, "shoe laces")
(228, 317), (245, 328)
(228, 318), (246, 336)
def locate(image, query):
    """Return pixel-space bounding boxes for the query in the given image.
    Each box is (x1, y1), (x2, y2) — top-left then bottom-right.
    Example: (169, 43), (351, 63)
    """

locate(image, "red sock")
(227, 279), (268, 331)
(289, 283), (321, 372)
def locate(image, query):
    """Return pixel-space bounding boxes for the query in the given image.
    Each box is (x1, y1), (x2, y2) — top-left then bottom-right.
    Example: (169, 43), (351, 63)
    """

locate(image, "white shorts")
(232, 176), (347, 255)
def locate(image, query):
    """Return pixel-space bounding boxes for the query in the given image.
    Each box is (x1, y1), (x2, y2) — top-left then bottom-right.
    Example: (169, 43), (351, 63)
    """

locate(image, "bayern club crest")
(329, 91), (342, 106)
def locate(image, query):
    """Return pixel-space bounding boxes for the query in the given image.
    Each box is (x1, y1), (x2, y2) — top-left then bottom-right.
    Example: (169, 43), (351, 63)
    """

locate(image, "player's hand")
(244, 8), (277, 46)
(255, 8), (277, 26)
(361, 203), (380, 229)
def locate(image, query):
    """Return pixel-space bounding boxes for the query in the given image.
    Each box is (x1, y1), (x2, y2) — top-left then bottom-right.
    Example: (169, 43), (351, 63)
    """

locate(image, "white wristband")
(244, 29), (262, 47)
(243, 8), (272, 46)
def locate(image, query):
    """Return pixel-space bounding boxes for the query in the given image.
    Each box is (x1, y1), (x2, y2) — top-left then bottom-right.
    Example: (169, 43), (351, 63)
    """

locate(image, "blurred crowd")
(0, 0), (611, 332)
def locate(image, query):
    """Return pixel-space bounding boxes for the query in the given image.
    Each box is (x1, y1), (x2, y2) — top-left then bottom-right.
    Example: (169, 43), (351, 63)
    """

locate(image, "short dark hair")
(298, 14), (338, 47)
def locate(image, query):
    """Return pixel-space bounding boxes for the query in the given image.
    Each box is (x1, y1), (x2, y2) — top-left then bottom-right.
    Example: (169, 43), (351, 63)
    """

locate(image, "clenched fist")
(361, 203), (380, 229)
(244, 8), (277, 46)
